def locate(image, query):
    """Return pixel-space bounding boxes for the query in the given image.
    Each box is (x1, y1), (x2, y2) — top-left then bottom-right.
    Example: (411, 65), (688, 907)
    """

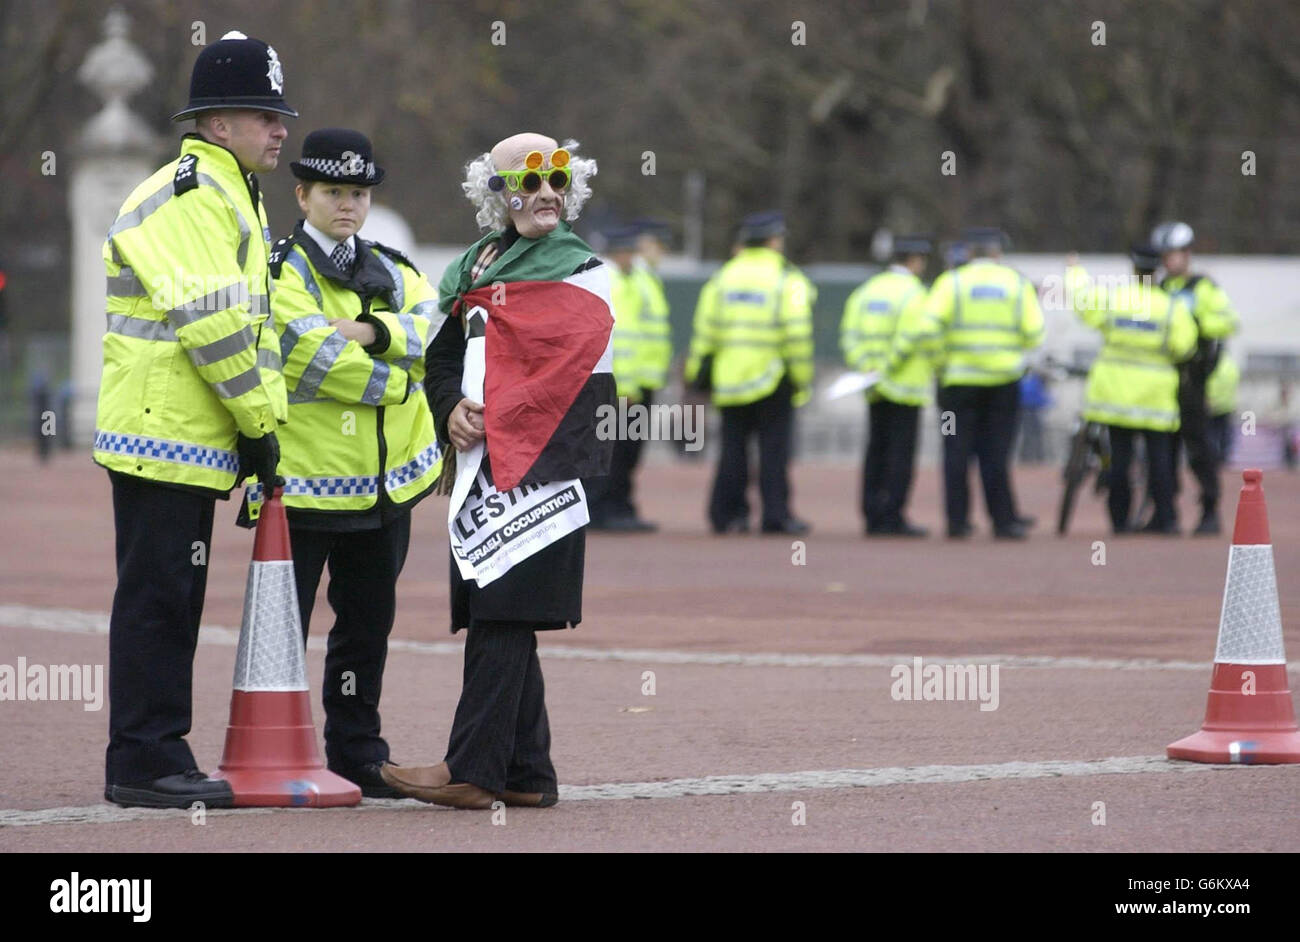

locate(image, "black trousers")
(862, 399), (920, 529)
(1210, 412), (1233, 465)
(587, 390), (651, 523)
(1108, 426), (1176, 532)
(444, 621), (556, 795)
(1176, 375), (1220, 514)
(938, 382), (1021, 531)
(709, 382), (794, 530)
(289, 512), (410, 769)
(106, 472), (215, 785)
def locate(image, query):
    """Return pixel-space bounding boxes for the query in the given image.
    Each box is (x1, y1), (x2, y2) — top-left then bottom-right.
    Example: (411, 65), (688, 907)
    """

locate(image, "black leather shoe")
(713, 517), (750, 534)
(761, 518), (811, 535)
(105, 769), (234, 809)
(867, 522), (928, 538)
(599, 514), (659, 533)
(993, 522), (1029, 540)
(947, 523), (973, 539)
(331, 761), (401, 798)
(1015, 515), (1038, 529)
(1193, 513), (1221, 536)
(1140, 520), (1181, 536)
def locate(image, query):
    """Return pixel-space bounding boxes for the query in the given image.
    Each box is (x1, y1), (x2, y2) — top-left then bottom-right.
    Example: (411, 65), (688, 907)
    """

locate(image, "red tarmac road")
(0, 447), (1297, 851)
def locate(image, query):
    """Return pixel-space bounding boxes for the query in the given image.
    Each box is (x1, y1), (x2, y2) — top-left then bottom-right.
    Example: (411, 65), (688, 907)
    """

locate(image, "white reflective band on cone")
(232, 560), (309, 691)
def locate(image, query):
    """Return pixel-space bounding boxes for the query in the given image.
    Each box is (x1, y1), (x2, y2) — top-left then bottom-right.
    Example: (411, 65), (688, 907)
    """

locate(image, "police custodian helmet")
(171, 31), (299, 122)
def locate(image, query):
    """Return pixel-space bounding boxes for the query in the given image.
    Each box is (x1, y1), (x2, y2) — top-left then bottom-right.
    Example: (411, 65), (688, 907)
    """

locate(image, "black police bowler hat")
(961, 226), (1011, 250)
(1129, 242), (1162, 272)
(172, 31), (298, 121)
(603, 226), (640, 252)
(739, 210), (785, 242)
(290, 129), (386, 185)
(893, 234), (934, 256)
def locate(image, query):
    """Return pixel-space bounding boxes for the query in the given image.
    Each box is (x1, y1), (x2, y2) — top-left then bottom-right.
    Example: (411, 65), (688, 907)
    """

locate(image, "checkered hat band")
(298, 156), (376, 179)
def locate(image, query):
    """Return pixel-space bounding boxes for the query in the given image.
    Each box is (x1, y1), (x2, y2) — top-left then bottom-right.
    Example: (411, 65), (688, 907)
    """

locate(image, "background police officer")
(1070, 244), (1198, 534)
(94, 32), (295, 808)
(588, 225), (658, 531)
(686, 211), (815, 534)
(841, 234), (935, 536)
(925, 227), (1044, 540)
(261, 129), (443, 796)
(1150, 221), (1239, 535)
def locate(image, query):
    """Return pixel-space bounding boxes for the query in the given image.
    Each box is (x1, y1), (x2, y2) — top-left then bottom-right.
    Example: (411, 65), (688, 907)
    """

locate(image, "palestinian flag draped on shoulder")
(438, 221), (615, 492)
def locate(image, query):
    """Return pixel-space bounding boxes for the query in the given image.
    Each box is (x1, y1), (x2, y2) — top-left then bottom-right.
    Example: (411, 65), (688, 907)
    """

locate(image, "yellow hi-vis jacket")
(1206, 355), (1240, 417)
(94, 135), (287, 493)
(840, 266), (935, 406)
(630, 261), (673, 390)
(252, 227), (444, 520)
(685, 246), (815, 406)
(1070, 266), (1198, 432)
(924, 259), (1045, 387)
(1161, 273), (1238, 341)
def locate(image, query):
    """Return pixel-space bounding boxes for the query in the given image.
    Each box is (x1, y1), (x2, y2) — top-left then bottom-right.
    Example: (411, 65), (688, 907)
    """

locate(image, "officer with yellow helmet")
(1150, 221), (1239, 535)
(1070, 243), (1198, 534)
(95, 31), (295, 808)
(921, 227), (1044, 540)
(253, 128), (443, 795)
(841, 234), (936, 537)
(686, 211), (815, 534)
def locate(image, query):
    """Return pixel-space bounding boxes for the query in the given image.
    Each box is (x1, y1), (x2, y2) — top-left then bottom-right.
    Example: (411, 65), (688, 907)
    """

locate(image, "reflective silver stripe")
(195, 172), (252, 269)
(285, 251), (321, 304)
(945, 364), (1020, 378)
(715, 339), (783, 350)
(843, 332), (896, 343)
(375, 250), (405, 310)
(294, 332), (348, 400)
(361, 358), (392, 406)
(288, 390), (332, 404)
(951, 321), (1021, 333)
(166, 281), (250, 327)
(107, 268), (147, 296)
(720, 317), (787, 331)
(947, 343), (1023, 353)
(395, 312), (420, 370)
(1084, 400), (1178, 423)
(211, 366), (262, 399)
(249, 293), (270, 315)
(108, 180), (176, 237)
(280, 314), (330, 361)
(257, 347), (282, 372)
(713, 362), (782, 397)
(189, 326), (256, 366)
(1096, 355), (1176, 372)
(105, 313), (176, 342)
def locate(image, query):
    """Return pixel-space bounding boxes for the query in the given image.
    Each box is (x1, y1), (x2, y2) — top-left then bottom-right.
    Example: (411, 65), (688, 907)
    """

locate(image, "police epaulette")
(368, 241), (420, 275)
(268, 233), (298, 279)
(173, 154), (199, 196)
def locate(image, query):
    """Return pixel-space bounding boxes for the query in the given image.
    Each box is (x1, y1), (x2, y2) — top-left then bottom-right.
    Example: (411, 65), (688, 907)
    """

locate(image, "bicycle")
(1048, 357), (1150, 535)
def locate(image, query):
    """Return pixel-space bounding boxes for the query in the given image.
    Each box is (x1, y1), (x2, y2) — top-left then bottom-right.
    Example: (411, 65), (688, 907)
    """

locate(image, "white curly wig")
(462, 138), (597, 231)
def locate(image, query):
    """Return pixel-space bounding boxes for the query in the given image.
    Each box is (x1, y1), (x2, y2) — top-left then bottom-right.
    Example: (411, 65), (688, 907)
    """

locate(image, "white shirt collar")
(302, 220), (353, 258)
(888, 263), (913, 276)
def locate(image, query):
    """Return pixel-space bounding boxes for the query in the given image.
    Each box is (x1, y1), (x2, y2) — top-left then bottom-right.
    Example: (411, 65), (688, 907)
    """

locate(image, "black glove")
(236, 431), (280, 491)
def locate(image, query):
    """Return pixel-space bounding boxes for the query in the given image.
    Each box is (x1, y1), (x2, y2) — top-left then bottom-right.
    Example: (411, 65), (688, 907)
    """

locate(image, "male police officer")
(255, 129), (443, 796)
(841, 235), (935, 536)
(588, 225), (658, 531)
(686, 211), (815, 534)
(1150, 221), (1239, 535)
(922, 227), (1044, 540)
(94, 32), (295, 807)
(1070, 244), (1198, 534)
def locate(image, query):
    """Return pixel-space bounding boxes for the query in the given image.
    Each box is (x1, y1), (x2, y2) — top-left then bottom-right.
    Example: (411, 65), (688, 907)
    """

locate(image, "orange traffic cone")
(1167, 469), (1300, 764)
(213, 489), (362, 805)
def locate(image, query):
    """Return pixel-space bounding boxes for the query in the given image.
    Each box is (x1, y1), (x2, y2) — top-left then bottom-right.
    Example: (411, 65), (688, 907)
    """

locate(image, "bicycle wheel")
(1058, 421), (1093, 535)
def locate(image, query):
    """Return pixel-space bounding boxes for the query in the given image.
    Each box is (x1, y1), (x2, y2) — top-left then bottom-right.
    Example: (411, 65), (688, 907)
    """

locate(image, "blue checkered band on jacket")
(246, 474), (381, 503)
(94, 430), (239, 474)
(384, 442), (442, 493)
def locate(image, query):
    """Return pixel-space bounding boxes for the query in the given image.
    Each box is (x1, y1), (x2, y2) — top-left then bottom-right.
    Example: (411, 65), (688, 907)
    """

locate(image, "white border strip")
(0, 755), (1255, 828)
(0, 603), (1274, 672)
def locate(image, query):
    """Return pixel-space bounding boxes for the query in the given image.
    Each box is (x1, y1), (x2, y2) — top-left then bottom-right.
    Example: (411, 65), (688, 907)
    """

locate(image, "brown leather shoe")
(498, 790), (559, 808)
(380, 762), (496, 809)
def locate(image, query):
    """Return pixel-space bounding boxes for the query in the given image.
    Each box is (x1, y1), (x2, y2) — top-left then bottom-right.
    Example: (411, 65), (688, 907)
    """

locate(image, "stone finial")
(78, 7), (160, 156)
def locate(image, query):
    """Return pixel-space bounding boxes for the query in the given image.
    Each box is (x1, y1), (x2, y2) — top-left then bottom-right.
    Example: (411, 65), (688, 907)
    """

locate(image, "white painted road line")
(0, 755), (1255, 828)
(0, 603), (1268, 672)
